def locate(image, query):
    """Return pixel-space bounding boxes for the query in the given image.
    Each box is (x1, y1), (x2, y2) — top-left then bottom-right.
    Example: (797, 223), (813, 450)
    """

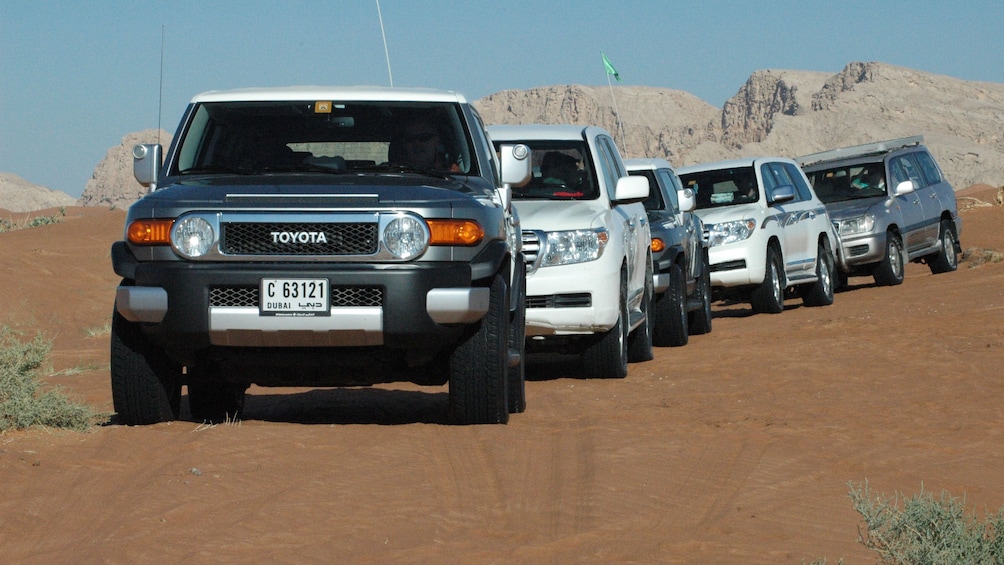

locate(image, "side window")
(914, 151), (943, 185)
(594, 137), (622, 197)
(784, 162), (814, 201)
(760, 163), (778, 193)
(635, 170), (664, 211)
(657, 169), (680, 213)
(890, 155), (925, 188)
(469, 110), (498, 183)
(762, 162), (801, 202)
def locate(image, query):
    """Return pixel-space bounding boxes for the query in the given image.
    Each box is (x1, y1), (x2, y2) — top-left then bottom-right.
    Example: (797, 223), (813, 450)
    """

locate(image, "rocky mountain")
(5, 61), (993, 212)
(0, 173), (77, 213)
(77, 129), (173, 209)
(477, 61), (1004, 190)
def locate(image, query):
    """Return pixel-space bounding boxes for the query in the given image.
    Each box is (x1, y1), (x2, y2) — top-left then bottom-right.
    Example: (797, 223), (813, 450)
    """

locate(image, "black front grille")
(522, 230), (541, 270)
(210, 285), (383, 308)
(848, 244), (869, 257)
(211, 286), (258, 307)
(527, 293), (591, 309)
(221, 222), (378, 255)
(709, 259), (746, 273)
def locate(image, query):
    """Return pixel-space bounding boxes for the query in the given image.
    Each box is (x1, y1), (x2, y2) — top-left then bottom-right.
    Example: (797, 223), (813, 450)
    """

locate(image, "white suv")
(676, 157), (838, 314)
(488, 124), (651, 378)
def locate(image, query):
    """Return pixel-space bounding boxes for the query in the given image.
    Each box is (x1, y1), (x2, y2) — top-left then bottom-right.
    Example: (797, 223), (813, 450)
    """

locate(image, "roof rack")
(796, 135), (924, 167)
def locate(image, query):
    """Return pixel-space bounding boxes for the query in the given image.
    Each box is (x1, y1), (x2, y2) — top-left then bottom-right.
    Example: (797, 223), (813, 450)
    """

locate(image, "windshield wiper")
(260, 164), (351, 175)
(363, 163), (453, 180)
(179, 166), (257, 176)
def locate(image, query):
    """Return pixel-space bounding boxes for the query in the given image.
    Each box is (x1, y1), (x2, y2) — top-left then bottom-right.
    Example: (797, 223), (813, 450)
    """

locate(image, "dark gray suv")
(112, 86), (532, 425)
(625, 158), (712, 347)
(799, 136), (961, 286)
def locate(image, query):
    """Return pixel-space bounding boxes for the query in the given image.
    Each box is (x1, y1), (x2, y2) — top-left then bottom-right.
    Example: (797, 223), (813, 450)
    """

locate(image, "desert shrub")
(849, 481), (1004, 564)
(0, 209), (64, 233)
(0, 326), (102, 432)
(961, 247), (1004, 268)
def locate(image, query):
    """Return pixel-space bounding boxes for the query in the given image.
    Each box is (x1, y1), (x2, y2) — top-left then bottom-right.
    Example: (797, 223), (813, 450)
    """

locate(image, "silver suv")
(798, 136), (961, 286)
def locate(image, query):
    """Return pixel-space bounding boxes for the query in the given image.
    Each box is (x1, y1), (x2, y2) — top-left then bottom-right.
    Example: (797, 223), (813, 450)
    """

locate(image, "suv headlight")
(706, 219), (756, 247)
(172, 216), (215, 258)
(541, 228), (608, 267)
(835, 215), (875, 236)
(384, 215), (429, 259)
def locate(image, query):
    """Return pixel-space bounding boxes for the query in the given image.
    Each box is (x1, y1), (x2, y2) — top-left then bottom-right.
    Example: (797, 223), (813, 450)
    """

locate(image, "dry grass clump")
(848, 481), (1004, 564)
(961, 247), (1004, 268)
(0, 207), (65, 233)
(0, 326), (104, 432)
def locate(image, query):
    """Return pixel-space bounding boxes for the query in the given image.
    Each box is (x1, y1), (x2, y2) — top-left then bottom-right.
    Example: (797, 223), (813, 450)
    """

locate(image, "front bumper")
(113, 241), (504, 356)
(837, 230), (887, 268)
(522, 256), (621, 336)
(707, 241), (766, 288)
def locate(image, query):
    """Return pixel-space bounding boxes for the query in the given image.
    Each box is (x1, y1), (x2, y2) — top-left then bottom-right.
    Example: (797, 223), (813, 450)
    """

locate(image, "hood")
(824, 197), (886, 221)
(513, 200), (610, 232)
(693, 202), (763, 226)
(136, 174), (489, 210)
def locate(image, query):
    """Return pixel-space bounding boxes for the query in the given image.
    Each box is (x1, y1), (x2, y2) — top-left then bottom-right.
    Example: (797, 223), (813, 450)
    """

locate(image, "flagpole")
(376, 0), (393, 87)
(602, 53), (627, 153)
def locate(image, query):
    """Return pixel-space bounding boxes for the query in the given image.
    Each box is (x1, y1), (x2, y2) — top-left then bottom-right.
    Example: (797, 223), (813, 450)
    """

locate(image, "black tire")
(687, 256), (713, 336)
(652, 264), (688, 347)
(873, 232), (905, 286)
(187, 366), (247, 424)
(110, 308), (181, 425)
(835, 269), (849, 292)
(627, 258), (654, 362)
(928, 219), (959, 274)
(507, 258), (527, 414)
(802, 244), (835, 307)
(582, 270), (629, 378)
(751, 246), (785, 314)
(449, 268), (510, 424)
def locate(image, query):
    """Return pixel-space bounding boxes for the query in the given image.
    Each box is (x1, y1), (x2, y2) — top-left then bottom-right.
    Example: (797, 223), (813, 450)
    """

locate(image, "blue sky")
(2, 0), (1002, 198)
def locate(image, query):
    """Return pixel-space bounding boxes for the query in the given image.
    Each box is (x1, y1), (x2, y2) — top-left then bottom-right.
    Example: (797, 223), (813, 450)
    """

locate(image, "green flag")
(601, 52), (621, 82)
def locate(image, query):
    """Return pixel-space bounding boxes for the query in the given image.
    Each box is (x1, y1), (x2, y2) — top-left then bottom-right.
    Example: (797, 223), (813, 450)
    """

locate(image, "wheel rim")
(702, 270), (712, 318)
(678, 277), (687, 327)
(770, 261), (782, 304)
(890, 240), (903, 277)
(820, 254), (832, 297)
(944, 230), (957, 267)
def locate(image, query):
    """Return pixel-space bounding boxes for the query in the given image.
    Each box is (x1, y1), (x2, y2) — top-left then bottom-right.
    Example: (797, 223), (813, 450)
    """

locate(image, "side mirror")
(678, 188), (696, 212)
(770, 184), (796, 204)
(499, 144), (532, 188)
(893, 180), (915, 196)
(613, 175), (649, 203)
(132, 144), (162, 190)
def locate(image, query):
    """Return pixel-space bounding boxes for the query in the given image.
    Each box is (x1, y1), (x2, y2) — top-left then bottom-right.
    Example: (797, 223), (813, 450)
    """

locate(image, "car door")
(595, 136), (647, 300)
(658, 168), (701, 282)
(761, 161), (815, 278)
(888, 154), (929, 253)
(913, 150), (952, 239)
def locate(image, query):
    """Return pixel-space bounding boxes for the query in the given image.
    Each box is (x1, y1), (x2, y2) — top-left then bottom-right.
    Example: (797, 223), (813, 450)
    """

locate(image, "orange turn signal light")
(127, 219), (174, 245)
(651, 237), (666, 253)
(427, 219), (484, 246)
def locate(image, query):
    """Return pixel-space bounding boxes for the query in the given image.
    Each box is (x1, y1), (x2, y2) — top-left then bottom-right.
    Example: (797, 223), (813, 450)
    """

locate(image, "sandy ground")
(1, 186), (1002, 563)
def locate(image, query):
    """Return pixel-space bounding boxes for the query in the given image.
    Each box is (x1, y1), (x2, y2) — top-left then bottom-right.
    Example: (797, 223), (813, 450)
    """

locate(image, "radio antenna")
(375, 0), (393, 86)
(157, 25), (165, 145)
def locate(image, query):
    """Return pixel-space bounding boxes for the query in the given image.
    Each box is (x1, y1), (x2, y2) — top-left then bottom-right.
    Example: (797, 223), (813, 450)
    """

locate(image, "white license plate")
(260, 278), (330, 316)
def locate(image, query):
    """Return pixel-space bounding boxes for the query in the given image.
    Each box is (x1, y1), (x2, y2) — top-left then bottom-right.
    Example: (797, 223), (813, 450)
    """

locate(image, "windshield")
(679, 166), (758, 210)
(172, 100), (474, 177)
(492, 140), (598, 200)
(806, 165), (887, 203)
